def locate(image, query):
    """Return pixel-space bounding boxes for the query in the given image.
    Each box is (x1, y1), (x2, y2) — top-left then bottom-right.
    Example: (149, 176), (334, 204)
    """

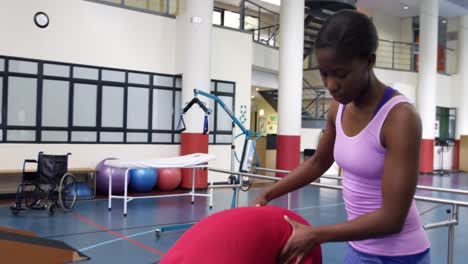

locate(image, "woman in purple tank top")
(254, 10), (430, 264)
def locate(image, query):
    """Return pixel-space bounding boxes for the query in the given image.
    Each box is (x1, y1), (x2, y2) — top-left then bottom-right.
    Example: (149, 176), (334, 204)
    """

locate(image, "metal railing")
(242, 0), (280, 48)
(209, 166), (468, 264)
(307, 39), (458, 75)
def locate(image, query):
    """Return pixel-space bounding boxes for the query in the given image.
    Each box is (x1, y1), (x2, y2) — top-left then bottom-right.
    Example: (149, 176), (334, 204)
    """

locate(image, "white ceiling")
(215, 0), (468, 17)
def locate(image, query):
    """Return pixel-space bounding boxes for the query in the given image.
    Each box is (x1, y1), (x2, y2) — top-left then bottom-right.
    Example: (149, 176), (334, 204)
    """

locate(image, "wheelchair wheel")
(58, 173), (77, 211)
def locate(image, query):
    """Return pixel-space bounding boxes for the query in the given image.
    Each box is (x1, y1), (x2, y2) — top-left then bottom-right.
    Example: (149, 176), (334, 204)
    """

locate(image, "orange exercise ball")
(157, 168), (182, 191)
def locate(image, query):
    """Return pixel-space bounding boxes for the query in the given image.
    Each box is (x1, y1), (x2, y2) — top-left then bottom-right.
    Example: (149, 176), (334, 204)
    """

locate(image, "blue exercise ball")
(66, 182), (93, 198)
(129, 168), (157, 193)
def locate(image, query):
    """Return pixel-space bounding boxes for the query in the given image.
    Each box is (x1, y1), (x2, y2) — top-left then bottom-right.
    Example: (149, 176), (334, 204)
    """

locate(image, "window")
(0, 55), (235, 144)
(224, 11), (240, 29)
(213, 8), (223, 26)
(436, 106), (456, 140)
(210, 81), (236, 144)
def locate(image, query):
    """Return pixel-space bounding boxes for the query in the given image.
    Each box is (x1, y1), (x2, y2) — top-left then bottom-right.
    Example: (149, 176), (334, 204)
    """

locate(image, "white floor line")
(79, 229), (156, 252)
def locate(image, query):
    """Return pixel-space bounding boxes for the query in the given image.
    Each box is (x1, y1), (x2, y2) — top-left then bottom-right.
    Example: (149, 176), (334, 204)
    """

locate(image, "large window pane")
(9, 60), (38, 74)
(213, 10), (222, 25)
(73, 66), (99, 80)
(127, 132), (148, 143)
(0, 58), (4, 71)
(42, 80), (69, 127)
(217, 82), (234, 93)
(129, 72), (150, 85)
(216, 96), (233, 131)
(7, 130), (35, 141)
(102, 69), (125, 83)
(44, 64), (70, 78)
(154, 75), (173, 87)
(102, 86), (124, 127)
(100, 132), (124, 142)
(207, 97), (215, 132)
(152, 133), (172, 143)
(173, 91), (181, 129)
(224, 11), (240, 29)
(42, 131), (68, 142)
(8, 77), (37, 126)
(72, 131), (97, 142)
(127, 87), (149, 129)
(216, 134), (233, 144)
(73, 83), (97, 126)
(175, 77), (182, 88)
(174, 133), (181, 143)
(153, 89), (173, 130)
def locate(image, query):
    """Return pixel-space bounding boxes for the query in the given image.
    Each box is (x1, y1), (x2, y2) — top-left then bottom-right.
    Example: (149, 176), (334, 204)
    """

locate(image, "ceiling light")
(442, 20), (447, 24)
(251, 96), (255, 99)
(402, 5), (409, 10)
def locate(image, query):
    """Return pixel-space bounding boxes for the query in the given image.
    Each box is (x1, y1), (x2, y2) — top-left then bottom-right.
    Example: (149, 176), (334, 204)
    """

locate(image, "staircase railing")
(241, 0), (280, 48)
(306, 39), (458, 75)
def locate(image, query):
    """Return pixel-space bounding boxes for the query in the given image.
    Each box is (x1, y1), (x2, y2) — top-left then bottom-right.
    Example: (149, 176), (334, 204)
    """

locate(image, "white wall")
(436, 74), (460, 108)
(400, 17), (413, 43)
(252, 43), (279, 72)
(209, 27), (253, 182)
(251, 69), (278, 89)
(373, 12), (402, 42)
(0, 0), (176, 74)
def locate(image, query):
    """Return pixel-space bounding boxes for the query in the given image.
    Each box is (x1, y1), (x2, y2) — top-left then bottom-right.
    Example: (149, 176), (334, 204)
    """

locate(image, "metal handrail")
(254, 166), (468, 196)
(209, 167), (466, 264)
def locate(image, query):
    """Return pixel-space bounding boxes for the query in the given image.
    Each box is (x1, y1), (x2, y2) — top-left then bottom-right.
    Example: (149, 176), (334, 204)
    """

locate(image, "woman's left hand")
(277, 215), (319, 264)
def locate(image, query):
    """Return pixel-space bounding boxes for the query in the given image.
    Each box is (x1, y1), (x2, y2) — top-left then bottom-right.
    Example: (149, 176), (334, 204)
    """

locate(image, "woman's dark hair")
(315, 10), (378, 60)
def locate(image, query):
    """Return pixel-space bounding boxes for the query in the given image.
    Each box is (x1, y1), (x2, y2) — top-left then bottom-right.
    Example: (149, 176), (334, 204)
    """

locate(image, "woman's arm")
(278, 103), (422, 264)
(255, 102), (339, 205)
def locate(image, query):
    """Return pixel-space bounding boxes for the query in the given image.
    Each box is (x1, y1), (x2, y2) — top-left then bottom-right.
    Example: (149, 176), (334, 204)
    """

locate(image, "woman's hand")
(277, 216), (319, 264)
(253, 192), (270, 206)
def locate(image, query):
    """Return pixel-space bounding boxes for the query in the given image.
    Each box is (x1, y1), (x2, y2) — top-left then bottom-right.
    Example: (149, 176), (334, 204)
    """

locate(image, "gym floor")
(1, 172), (467, 264)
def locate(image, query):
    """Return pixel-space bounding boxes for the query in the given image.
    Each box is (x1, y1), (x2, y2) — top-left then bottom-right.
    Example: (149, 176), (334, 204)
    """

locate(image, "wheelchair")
(10, 152), (77, 216)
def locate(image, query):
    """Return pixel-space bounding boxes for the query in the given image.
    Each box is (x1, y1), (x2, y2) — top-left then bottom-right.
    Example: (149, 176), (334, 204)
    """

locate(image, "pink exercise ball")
(157, 168), (182, 191)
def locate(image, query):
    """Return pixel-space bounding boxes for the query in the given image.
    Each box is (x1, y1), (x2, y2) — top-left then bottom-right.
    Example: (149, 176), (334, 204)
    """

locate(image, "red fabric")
(276, 135), (301, 178)
(180, 133), (209, 188)
(419, 139), (434, 173)
(160, 206), (322, 264)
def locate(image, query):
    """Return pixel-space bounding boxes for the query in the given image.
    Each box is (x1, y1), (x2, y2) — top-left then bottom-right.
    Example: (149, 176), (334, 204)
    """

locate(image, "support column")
(276, 0), (304, 177)
(456, 16), (468, 171)
(177, 0), (213, 188)
(417, 0), (438, 173)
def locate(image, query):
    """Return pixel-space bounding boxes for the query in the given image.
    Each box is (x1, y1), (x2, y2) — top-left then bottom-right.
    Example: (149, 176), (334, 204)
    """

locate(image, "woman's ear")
(368, 54), (376, 69)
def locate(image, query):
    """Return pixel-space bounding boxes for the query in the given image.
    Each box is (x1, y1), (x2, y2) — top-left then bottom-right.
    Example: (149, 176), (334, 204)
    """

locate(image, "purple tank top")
(334, 91), (430, 256)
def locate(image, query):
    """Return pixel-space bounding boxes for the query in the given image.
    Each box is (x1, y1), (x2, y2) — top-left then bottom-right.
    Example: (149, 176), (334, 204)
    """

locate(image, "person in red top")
(159, 205), (322, 264)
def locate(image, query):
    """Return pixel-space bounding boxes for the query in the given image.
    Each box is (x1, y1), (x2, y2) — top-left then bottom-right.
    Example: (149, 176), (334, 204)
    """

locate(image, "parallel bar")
(210, 167), (468, 207)
(423, 219), (458, 230)
(254, 166), (468, 196)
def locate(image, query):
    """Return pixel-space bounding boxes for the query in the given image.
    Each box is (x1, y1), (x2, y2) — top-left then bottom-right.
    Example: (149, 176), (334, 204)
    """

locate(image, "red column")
(180, 133), (209, 189)
(276, 135), (300, 178)
(420, 139), (434, 173)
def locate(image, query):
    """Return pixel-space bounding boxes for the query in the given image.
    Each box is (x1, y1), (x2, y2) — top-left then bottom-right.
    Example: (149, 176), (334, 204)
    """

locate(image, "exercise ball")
(95, 158), (129, 195)
(66, 182), (93, 198)
(157, 168), (182, 191)
(129, 168), (157, 193)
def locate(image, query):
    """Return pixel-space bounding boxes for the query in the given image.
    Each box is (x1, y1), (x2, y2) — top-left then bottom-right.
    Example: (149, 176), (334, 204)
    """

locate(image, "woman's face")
(316, 48), (372, 105)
